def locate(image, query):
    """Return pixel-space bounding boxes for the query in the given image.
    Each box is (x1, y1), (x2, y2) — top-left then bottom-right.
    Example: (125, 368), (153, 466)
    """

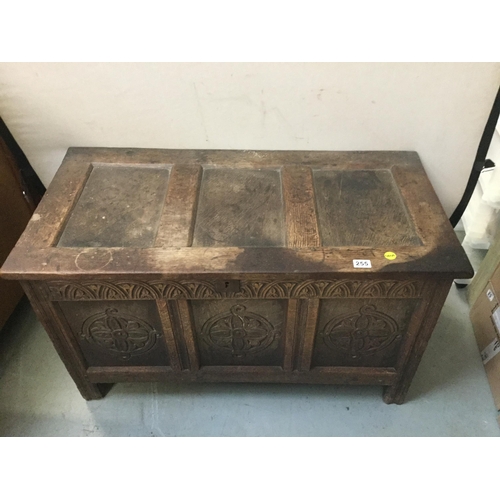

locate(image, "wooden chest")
(0, 148), (473, 404)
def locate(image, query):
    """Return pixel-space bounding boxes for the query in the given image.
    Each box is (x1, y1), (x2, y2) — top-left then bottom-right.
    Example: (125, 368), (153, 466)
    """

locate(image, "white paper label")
(492, 308), (500, 334)
(487, 288), (496, 302)
(481, 338), (500, 365)
(353, 259), (372, 269)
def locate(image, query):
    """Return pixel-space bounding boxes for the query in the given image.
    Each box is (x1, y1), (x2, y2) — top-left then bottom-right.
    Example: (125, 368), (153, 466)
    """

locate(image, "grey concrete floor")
(0, 274), (499, 436)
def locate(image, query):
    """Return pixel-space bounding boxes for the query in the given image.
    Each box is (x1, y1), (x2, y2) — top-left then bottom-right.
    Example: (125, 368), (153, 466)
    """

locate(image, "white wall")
(0, 62), (499, 215)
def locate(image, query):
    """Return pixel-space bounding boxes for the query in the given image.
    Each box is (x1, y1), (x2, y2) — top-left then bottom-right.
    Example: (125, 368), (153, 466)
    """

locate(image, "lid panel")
(192, 167), (285, 247)
(1, 149), (473, 280)
(313, 169), (422, 247)
(57, 164), (171, 248)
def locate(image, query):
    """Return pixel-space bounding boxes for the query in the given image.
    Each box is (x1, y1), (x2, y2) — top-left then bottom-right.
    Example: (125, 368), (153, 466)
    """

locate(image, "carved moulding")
(42, 278), (424, 301)
(80, 307), (160, 360)
(320, 304), (402, 359)
(200, 304), (280, 358)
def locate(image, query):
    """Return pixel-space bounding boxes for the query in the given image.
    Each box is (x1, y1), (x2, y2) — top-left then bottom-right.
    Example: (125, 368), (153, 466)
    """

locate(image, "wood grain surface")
(58, 164), (171, 248)
(282, 166), (320, 247)
(154, 165), (201, 247)
(314, 169), (421, 247)
(0, 148), (473, 404)
(2, 148), (473, 279)
(192, 167), (285, 247)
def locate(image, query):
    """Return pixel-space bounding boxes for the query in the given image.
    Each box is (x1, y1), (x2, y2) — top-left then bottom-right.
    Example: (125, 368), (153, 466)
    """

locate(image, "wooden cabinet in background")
(0, 134), (35, 330)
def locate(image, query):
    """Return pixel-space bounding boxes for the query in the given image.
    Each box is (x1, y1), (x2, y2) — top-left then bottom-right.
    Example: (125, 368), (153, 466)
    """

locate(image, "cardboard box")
(470, 280), (500, 410)
(490, 263), (500, 301)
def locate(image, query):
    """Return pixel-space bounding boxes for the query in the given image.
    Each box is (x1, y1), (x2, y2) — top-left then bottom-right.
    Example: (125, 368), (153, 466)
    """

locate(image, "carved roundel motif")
(80, 307), (160, 360)
(201, 304), (279, 357)
(320, 305), (400, 359)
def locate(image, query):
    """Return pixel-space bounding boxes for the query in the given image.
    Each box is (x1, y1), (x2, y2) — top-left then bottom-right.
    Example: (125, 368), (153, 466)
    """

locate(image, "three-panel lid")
(1, 148), (473, 279)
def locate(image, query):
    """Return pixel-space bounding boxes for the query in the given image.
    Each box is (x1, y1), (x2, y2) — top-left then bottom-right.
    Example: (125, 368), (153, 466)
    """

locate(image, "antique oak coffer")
(0, 148), (473, 404)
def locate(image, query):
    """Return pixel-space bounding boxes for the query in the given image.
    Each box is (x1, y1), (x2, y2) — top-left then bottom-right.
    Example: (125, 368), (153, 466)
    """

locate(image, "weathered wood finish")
(1, 149), (473, 404)
(58, 299), (170, 367)
(312, 298), (417, 368)
(154, 165), (201, 248)
(86, 365), (398, 385)
(313, 169), (421, 247)
(282, 167), (321, 247)
(383, 280), (452, 404)
(191, 299), (286, 367)
(192, 167), (285, 247)
(58, 164), (171, 248)
(283, 299), (299, 371)
(297, 299), (320, 371)
(20, 281), (109, 400)
(156, 300), (182, 371)
(178, 300), (200, 371)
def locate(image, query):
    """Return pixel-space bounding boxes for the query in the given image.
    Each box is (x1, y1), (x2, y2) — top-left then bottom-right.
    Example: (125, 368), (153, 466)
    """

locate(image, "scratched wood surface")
(0, 148), (474, 404)
(58, 164), (171, 248)
(282, 167), (320, 247)
(2, 148), (473, 279)
(154, 165), (201, 247)
(313, 169), (421, 247)
(58, 300), (170, 367)
(190, 299), (286, 367)
(192, 167), (285, 247)
(312, 298), (417, 368)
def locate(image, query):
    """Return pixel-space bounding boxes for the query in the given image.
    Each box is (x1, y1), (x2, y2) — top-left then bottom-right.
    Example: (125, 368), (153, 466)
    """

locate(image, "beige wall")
(0, 62), (499, 215)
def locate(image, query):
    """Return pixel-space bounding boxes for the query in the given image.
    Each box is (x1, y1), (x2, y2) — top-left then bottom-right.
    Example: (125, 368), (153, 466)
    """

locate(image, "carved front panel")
(43, 278), (424, 301)
(191, 300), (286, 366)
(312, 299), (418, 368)
(58, 300), (170, 367)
